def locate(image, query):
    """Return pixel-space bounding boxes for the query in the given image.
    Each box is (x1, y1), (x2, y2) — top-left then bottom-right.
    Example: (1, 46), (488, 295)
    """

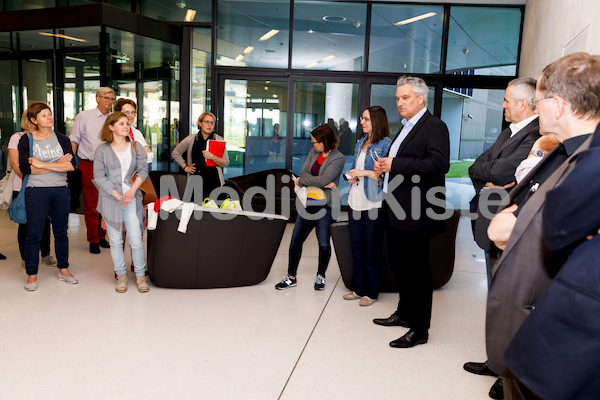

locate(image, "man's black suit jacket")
(384, 109), (450, 232)
(468, 118), (540, 250)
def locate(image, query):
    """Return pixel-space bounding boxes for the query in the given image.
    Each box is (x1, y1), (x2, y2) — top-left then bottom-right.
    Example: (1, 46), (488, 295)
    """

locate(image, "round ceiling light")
(322, 16), (346, 22)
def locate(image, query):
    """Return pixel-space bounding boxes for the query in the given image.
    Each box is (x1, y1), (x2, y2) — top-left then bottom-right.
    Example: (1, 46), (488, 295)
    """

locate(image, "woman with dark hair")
(275, 125), (344, 291)
(343, 106), (392, 306)
(114, 98), (153, 163)
(18, 103), (77, 291)
(172, 112), (230, 198)
(93, 112), (149, 293)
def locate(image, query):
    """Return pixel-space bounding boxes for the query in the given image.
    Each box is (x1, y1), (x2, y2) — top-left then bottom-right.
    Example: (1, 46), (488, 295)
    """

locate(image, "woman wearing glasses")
(114, 98), (153, 164)
(275, 124), (344, 291)
(172, 112), (229, 198)
(343, 106), (391, 306)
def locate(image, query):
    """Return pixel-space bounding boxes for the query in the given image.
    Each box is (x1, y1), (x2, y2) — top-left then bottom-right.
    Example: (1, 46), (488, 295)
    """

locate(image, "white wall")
(520, 0), (600, 78)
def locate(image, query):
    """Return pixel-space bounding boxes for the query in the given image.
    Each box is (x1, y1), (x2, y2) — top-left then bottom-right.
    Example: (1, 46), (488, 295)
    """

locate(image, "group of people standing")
(275, 76), (450, 350)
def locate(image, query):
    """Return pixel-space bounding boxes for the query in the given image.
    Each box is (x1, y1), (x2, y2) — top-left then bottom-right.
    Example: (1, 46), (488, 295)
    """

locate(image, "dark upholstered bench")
(147, 206), (287, 289)
(330, 210), (461, 291)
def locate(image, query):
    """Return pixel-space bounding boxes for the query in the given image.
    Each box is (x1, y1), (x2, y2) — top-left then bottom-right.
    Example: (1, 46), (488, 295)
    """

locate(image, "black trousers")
(386, 227), (432, 332)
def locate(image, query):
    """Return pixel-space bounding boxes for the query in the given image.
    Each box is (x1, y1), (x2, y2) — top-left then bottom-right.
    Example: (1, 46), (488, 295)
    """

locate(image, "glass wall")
(106, 27), (181, 171)
(369, 4), (444, 74)
(142, 0), (212, 23)
(292, 81), (359, 202)
(446, 6), (522, 75)
(216, 0), (290, 68)
(191, 27), (212, 130)
(223, 79), (288, 176)
(292, 1), (366, 71)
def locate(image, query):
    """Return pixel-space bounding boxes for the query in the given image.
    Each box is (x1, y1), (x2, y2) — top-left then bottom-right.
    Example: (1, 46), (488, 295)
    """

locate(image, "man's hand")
(488, 204), (519, 250)
(324, 182), (336, 189)
(374, 157), (393, 175)
(484, 181), (516, 189)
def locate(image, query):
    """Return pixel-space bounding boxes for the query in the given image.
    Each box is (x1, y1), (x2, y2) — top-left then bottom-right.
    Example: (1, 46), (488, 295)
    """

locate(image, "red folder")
(206, 140), (226, 167)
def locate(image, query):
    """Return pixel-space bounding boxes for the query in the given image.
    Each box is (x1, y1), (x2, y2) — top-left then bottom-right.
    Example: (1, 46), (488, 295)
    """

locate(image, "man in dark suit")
(503, 55), (600, 399)
(469, 77), (540, 285)
(463, 78), (540, 398)
(483, 52), (600, 399)
(372, 76), (450, 348)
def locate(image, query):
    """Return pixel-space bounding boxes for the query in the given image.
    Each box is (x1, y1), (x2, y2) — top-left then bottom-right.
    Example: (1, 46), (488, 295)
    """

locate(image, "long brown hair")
(364, 106), (390, 144)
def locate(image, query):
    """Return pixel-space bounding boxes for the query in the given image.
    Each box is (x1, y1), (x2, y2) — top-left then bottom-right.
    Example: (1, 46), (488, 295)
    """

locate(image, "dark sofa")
(224, 168), (298, 221)
(147, 206), (288, 289)
(330, 210), (461, 291)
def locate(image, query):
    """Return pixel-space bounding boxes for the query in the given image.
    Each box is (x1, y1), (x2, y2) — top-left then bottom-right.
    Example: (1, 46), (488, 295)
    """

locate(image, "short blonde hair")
(197, 112), (216, 130)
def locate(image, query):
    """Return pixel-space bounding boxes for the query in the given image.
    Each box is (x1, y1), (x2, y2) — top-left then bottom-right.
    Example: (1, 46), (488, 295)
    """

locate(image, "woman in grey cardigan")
(93, 112), (149, 293)
(172, 112), (229, 199)
(275, 125), (345, 291)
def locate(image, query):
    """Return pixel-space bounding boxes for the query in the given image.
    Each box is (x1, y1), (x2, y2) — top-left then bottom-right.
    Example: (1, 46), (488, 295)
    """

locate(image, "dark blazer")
(469, 119), (540, 250)
(503, 125), (600, 400)
(384, 109), (450, 232)
(485, 135), (593, 378)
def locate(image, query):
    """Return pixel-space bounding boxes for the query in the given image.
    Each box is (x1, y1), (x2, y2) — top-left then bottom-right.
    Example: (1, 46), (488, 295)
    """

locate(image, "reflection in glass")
(369, 4), (443, 73)
(192, 28), (212, 129)
(216, 0), (290, 68)
(293, 81), (359, 205)
(446, 6), (522, 76)
(442, 88), (504, 160)
(292, 1), (366, 71)
(223, 79), (288, 177)
(142, 0), (211, 22)
(63, 54), (100, 135)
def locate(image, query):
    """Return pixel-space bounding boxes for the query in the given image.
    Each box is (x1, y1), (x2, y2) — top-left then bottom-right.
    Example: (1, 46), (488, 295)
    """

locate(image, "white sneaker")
(314, 274), (325, 291)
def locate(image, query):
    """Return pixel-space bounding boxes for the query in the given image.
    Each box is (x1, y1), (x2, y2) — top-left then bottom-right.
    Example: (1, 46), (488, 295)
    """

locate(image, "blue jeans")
(348, 208), (384, 299)
(288, 205), (333, 277)
(24, 187), (70, 275)
(105, 205), (146, 276)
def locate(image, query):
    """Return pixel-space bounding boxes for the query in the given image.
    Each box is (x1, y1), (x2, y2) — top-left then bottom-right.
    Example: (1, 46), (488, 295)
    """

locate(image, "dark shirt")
(512, 134), (590, 216)
(192, 132), (220, 196)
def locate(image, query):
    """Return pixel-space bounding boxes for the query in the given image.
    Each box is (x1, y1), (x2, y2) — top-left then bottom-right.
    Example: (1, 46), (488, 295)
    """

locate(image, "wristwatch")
(530, 149), (544, 157)
(212, 155), (216, 161)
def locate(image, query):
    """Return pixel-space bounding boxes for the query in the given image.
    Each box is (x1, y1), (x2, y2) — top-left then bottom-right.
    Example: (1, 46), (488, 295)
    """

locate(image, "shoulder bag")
(8, 133), (32, 223)
(130, 141), (157, 205)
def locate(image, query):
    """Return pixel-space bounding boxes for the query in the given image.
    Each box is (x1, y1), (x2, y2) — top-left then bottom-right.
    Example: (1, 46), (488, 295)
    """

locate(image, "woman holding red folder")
(172, 112), (230, 198)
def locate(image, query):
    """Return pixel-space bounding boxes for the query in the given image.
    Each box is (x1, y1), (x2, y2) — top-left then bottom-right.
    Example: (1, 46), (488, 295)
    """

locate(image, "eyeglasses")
(100, 96), (115, 102)
(201, 120), (215, 125)
(123, 111), (136, 116)
(310, 140), (321, 145)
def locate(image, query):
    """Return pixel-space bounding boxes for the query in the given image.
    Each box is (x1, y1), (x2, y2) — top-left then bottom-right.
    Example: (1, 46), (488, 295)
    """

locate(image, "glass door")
(221, 78), (289, 177)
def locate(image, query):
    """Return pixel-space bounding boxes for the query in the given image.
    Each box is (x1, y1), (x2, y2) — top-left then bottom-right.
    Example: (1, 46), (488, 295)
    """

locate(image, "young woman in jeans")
(275, 125), (344, 291)
(93, 112), (149, 293)
(18, 103), (77, 291)
(343, 106), (391, 306)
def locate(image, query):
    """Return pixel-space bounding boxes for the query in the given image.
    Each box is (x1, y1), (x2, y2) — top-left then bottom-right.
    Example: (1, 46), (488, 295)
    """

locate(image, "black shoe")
(0, 252), (6, 260)
(463, 361), (498, 377)
(89, 243), (100, 254)
(373, 313), (411, 328)
(389, 329), (428, 348)
(98, 239), (110, 248)
(489, 378), (504, 400)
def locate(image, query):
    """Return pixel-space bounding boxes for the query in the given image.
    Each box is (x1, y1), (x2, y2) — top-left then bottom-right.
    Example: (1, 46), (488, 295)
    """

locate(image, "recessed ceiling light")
(323, 16), (346, 22)
(394, 12), (437, 26)
(258, 29), (279, 41)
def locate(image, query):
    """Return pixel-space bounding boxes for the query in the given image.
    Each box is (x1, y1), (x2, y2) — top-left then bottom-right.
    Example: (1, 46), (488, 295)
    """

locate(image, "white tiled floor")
(0, 211), (495, 399)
